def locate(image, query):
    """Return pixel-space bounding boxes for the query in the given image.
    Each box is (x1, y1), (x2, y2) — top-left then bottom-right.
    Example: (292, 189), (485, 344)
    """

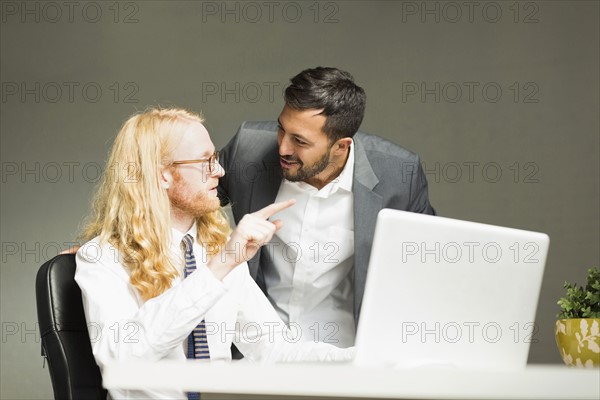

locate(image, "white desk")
(103, 361), (600, 399)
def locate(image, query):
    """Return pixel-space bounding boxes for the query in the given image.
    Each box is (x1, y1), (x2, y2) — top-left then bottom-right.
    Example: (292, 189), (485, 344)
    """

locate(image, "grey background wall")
(1, 0), (598, 398)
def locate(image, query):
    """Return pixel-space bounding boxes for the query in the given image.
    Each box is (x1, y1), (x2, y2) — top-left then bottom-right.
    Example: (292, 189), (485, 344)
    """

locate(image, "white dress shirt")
(75, 224), (352, 400)
(266, 141), (356, 348)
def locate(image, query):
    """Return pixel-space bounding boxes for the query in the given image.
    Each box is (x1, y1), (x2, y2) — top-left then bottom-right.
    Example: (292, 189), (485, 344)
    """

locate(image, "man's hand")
(209, 199), (296, 279)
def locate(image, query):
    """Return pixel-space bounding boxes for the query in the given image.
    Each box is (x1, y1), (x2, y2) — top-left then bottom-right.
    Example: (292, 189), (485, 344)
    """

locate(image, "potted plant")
(555, 267), (600, 368)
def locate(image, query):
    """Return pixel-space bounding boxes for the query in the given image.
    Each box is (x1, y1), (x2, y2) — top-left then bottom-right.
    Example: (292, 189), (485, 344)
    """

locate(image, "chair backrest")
(36, 254), (107, 400)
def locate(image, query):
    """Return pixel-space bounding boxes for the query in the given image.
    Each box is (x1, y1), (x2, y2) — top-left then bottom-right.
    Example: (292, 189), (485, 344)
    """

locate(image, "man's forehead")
(278, 106), (327, 137)
(174, 122), (214, 157)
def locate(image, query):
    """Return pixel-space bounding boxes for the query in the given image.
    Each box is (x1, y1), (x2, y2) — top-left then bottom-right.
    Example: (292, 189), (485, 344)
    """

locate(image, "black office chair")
(36, 254), (107, 400)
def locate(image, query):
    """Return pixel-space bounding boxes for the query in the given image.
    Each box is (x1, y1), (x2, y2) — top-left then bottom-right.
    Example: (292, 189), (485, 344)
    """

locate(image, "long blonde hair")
(81, 107), (231, 301)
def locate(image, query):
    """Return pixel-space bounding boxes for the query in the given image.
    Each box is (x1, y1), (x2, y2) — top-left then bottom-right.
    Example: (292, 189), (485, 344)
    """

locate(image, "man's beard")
(281, 149), (333, 182)
(169, 174), (220, 218)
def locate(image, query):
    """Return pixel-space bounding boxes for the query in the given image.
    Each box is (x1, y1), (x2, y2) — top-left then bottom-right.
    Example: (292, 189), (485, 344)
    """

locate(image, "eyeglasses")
(171, 151), (220, 173)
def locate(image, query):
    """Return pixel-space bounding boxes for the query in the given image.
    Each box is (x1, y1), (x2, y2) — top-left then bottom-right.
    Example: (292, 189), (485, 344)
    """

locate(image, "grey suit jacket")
(218, 121), (435, 325)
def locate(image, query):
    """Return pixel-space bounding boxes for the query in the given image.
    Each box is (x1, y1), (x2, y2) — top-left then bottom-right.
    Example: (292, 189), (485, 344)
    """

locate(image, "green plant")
(557, 267), (600, 319)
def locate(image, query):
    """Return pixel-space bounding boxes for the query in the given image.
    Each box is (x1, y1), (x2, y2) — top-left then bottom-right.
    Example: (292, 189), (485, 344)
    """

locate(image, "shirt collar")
(335, 139), (355, 193)
(171, 223), (198, 251)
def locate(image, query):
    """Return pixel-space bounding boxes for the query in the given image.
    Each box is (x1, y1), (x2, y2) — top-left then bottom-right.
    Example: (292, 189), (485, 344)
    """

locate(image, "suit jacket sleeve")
(407, 155), (436, 215)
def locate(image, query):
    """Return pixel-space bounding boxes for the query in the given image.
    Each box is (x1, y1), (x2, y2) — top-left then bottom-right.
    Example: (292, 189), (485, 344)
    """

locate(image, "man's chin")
(187, 198), (221, 218)
(282, 170), (302, 182)
(204, 198), (222, 214)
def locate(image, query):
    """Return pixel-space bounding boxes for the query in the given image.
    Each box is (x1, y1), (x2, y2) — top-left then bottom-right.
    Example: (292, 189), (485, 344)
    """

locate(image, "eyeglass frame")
(171, 151), (220, 173)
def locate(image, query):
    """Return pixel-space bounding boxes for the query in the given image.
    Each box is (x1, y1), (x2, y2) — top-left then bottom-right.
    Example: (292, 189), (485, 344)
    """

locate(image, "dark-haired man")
(218, 67), (435, 347)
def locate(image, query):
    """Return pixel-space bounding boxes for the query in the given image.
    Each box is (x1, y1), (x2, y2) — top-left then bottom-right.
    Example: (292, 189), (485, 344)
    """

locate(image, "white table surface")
(102, 361), (600, 399)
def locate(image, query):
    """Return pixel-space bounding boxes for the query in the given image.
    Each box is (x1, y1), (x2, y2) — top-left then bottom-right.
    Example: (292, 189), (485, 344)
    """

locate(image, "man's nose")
(278, 135), (293, 156)
(211, 160), (225, 178)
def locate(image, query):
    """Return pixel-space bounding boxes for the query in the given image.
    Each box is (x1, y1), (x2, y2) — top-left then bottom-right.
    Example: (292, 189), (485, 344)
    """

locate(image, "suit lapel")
(352, 136), (383, 322)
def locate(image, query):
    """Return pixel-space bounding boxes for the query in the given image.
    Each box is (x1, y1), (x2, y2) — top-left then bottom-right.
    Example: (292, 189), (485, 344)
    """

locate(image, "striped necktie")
(182, 234), (210, 400)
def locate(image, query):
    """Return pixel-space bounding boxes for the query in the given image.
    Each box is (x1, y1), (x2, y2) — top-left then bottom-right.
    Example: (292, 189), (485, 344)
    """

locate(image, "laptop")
(353, 209), (549, 370)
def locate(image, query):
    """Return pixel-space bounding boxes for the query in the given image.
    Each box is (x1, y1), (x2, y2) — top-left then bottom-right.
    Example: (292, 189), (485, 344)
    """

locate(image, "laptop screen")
(354, 209), (549, 370)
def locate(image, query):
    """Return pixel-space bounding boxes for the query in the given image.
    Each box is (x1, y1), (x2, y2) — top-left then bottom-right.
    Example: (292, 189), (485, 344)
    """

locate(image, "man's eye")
(294, 137), (306, 145)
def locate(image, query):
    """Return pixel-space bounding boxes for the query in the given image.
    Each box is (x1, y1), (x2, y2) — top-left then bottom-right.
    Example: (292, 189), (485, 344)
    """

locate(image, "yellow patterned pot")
(555, 318), (600, 368)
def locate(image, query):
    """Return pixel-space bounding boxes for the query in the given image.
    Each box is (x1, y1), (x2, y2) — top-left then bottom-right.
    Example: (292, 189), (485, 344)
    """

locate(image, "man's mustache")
(280, 156), (301, 164)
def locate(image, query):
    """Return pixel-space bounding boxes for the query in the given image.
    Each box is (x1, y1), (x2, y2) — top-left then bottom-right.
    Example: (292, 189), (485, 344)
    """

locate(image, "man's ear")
(160, 168), (173, 190)
(334, 138), (353, 153)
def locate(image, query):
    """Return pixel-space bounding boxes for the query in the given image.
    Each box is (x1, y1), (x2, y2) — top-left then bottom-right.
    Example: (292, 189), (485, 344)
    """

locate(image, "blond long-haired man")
(75, 108), (352, 400)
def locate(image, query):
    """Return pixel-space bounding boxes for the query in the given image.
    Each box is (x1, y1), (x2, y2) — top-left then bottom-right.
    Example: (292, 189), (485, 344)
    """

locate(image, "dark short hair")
(284, 67), (366, 141)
